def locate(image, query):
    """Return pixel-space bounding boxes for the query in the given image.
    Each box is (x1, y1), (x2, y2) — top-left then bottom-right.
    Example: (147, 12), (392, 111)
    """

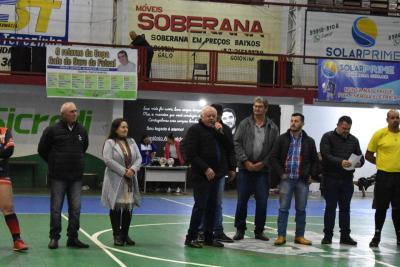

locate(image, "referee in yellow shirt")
(365, 109), (400, 248)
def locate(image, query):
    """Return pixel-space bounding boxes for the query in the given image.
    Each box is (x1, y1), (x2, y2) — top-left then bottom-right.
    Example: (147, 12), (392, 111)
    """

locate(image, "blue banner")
(318, 59), (400, 104)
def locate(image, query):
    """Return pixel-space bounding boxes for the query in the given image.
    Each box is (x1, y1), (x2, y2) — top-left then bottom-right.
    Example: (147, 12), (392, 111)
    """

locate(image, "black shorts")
(372, 170), (400, 210)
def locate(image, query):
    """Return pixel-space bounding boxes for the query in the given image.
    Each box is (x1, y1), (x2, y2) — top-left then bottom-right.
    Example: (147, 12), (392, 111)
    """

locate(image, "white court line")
(91, 225), (222, 267)
(160, 197), (397, 267)
(61, 214), (127, 267)
(160, 197), (276, 231)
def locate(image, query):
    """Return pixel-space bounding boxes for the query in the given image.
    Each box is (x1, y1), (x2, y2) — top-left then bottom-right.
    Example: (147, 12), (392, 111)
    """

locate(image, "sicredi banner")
(318, 59), (400, 104)
(305, 11), (400, 61)
(46, 45), (138, 100)
(0, 0), (69, 45)
(129, 0), (283, 53)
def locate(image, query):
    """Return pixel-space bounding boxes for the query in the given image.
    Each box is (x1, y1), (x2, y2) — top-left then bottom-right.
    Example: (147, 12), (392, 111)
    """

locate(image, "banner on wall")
(46, 45), (138, 100)
(305, 11), (400, 61)
(0, 0), (69, 46)
(124, 99), (281, 156)
(318, 59), (400, 104)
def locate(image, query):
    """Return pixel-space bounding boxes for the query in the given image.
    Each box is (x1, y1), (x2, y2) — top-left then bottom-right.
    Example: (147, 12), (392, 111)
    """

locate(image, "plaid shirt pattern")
(285, 132), (302, 180)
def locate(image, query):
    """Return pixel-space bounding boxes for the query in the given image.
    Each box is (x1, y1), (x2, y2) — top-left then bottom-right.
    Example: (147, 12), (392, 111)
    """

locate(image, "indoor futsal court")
(1, 193), (399, 267)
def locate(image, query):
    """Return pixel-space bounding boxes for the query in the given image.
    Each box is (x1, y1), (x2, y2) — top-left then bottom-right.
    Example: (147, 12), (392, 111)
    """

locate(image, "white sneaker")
(167, 187), (172, 193)
(175, 187), (181, 193)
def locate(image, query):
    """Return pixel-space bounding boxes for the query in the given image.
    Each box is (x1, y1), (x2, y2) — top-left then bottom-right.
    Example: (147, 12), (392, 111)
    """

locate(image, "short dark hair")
(107, 118), (127, 140)
(118, 50), (128, 58)
(338, 116), (352, 125)
(167, 133), (174, 140)
(222, 108), (236, 118)
(140, 134), (150, 144)
(291, 113), (304, 123)
(211, 103), (223, 117)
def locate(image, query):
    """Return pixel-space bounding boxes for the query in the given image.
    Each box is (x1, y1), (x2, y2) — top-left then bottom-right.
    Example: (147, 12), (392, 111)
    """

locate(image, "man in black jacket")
(38, 102), (89, 249)
(184, 106), (233, 248)
(270, 113), (318, 246)
(129, 31), (154, 78)
(320, 116), (364, 246)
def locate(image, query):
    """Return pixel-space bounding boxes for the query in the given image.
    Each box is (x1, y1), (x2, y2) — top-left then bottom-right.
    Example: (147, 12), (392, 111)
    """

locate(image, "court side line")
(92, 226), (222, 267)
(160, 198), (398, 267)
(61, 214), (127, 267)
(160, 197), (277, 231)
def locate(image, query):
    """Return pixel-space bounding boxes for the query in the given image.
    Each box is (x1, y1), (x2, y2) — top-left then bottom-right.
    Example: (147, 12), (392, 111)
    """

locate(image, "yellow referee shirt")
(367, 127), (400, 172)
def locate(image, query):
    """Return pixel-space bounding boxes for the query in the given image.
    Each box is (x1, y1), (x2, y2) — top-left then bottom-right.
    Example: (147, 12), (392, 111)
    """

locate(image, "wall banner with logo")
(129, 0), (283, 54)
(0, 0), (69, 46)
(46, 45), (138, 100)
(305, 11), (400, 61)
(318, 59), (400, 104)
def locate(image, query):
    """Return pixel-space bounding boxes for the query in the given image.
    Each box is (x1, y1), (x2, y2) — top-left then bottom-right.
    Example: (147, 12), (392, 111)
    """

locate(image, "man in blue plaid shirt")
(270, 113), (319, 246)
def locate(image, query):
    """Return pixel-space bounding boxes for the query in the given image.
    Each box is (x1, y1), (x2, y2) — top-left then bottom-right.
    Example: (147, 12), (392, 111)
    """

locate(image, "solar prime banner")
(46, 45), (138, 100)
(305, 11), (400, 61)
(0, 0), (69, 46)
(318, 59), (400, 104)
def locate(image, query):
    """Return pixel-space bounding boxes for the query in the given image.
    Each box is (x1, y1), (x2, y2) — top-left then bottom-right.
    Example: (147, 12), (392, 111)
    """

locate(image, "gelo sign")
(0, 108), (92, 134)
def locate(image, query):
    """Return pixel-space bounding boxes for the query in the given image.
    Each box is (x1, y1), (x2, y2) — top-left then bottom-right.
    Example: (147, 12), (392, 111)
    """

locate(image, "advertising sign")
(305, 11), (400, 61)
(46, 45), (137, 100)
(318, 59), (400, 104)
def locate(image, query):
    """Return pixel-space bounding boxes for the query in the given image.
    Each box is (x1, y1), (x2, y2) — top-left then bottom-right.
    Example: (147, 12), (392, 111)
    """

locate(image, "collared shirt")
(285, 132), (302, 179)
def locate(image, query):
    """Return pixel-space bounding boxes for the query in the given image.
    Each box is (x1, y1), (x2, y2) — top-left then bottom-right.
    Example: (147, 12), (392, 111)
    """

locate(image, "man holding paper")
(320, 116), (364, 245)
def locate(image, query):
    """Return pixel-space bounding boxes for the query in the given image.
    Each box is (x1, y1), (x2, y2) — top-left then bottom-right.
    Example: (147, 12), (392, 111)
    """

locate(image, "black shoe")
(125, 236), (136, 246)
(340, 236), (357, 246)
(233, 230), (244, 241)
(184, 239), (203, 248)
(67, 238), (90, 248)
(255, 232), (269, 241)
(215, 232), (234, 243)
(369, 237), (380, 248)
(204, 240), (224, 248)
(48, 239), (59, 249)
(114, 235), (125, 246)
(321, 236), (332, 245)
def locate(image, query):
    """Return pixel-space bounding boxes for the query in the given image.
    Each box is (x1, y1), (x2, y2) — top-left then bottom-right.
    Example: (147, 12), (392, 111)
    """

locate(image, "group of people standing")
(1, 100), (399, 252)
(183, 97), (400, 250)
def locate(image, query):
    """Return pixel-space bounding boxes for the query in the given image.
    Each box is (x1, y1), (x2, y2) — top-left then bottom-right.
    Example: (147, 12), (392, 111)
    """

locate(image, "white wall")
(303, 105), (388, 185)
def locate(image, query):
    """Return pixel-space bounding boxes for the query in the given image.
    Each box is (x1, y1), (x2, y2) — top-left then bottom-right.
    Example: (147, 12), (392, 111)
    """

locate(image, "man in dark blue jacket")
(184, 106), (232, 248)
(320, 116), (364, 246)
(38, 102), (89, 249)
(270, 113), (318, 246)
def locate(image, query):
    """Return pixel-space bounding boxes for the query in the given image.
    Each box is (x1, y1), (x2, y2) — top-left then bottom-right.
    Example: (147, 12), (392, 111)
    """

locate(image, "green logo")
(0, 108), (93, 134)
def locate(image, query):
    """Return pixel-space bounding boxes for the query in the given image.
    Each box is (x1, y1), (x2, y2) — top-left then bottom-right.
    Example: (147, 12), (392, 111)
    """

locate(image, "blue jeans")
(199, 177), (225, 234)
(234, 170), (269, 233)
(50, 179), (82, 240)
(322, 177), (354, 237)
(187, 178), (220, 241)
(277, 179), (309, 237)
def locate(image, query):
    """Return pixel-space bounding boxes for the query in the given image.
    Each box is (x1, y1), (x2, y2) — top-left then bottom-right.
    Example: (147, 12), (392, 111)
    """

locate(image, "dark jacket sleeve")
(83, 128), (89, 153)
(38, 127), (52, 162)
(309, 138), (320, 179)
(355, 138), (365, 167)
(320, 132), (342, 168)
(185, 126), (209, 173)
(269, 135), (284, 178)
(219, 125), (236, 171)
(261, 124), (279, 167)
(0, 129), (14, 159)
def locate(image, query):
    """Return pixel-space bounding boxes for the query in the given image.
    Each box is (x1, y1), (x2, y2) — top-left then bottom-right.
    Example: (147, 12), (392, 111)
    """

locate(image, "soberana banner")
(318, 59), (400, 104)
(305, 11), (400, 61)
(46, 45), (138, 100)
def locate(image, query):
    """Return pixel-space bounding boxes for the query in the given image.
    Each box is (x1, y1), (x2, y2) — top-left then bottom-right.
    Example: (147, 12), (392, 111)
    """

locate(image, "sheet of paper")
(344, 153), (362, 170)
